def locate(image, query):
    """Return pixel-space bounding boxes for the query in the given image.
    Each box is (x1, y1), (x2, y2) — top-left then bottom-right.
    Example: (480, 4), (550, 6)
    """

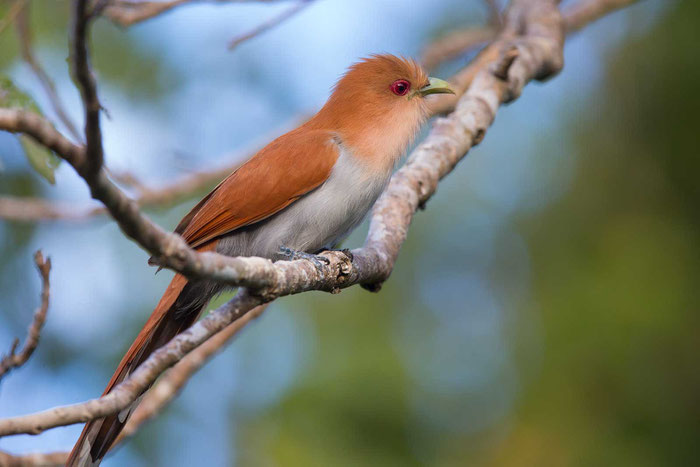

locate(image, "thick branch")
(0, 107), (285, 289)
(0, 0), (566, 437)
(0, 251), (51, 381)
(1, 0), (632, 223)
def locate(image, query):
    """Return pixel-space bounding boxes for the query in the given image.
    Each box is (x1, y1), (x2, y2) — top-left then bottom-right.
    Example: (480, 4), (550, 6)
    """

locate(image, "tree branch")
(115, 304), (269, 445)
(228, 0), (313, 50)
(484, 0), (503, 26)
(0, 251), (51, 381)
(0, 0), (566, 436)
(1, 0), (634, 223)
(15, 1), (82, 142)
(103, 0), (288, 28)
(70, 0), (103, 179)
(0, 116), (309, 222)
(421, 26), (496, 71)
(0, 0), (639, 442)
(0, 449), (67, 466)
(425, 0), (636, 115)
(0, 0), (27, 36)
(563, 0), (640, 32)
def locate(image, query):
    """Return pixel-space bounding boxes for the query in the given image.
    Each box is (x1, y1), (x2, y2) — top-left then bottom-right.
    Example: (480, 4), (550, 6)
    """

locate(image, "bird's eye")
(390, 79), (411, 96)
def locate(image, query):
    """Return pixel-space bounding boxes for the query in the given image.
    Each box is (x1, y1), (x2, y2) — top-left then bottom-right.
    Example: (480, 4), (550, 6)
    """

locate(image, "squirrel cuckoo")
(67, 54), (453, 466)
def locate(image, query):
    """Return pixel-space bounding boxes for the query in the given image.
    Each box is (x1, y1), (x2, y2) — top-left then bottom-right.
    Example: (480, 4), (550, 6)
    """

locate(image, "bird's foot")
(279, 246), (330, 271)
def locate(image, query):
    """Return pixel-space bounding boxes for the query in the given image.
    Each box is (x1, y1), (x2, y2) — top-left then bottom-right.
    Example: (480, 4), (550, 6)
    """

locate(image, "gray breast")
(216, 145), (390, 260)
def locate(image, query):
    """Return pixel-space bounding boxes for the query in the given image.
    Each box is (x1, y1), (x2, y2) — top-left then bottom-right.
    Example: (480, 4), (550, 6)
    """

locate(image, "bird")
(67, 54), (453, 466)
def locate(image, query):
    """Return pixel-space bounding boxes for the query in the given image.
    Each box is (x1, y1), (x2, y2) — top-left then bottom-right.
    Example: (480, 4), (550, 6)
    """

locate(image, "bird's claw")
(279, 246), (330, 271)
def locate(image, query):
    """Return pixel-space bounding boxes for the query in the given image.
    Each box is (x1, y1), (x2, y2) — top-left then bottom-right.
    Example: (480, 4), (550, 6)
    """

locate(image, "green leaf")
(0, 74), (61, 184)
(19, 135), (60, 184)
(0, 75), (40, 111)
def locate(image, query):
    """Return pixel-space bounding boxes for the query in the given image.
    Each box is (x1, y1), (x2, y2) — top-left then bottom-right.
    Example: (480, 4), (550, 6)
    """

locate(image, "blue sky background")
(0, 1), (674, 465)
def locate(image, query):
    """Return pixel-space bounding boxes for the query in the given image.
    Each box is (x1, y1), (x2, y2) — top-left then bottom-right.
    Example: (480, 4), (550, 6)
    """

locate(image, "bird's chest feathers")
(270, 146), (390, 252)
(343, 108), (424, 172)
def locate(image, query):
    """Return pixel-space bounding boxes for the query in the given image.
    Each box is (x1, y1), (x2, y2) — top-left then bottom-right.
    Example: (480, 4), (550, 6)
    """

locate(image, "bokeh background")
(1, 0), (697, 465)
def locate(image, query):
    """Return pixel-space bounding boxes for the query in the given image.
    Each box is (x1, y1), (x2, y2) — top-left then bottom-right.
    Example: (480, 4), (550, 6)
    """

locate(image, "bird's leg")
(279, 246), (330, 270)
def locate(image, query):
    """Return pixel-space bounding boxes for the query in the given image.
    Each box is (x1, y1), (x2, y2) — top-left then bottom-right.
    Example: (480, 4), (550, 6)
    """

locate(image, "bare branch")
(103, 0), (288, 27)
(115, 304), (269, 445)
(563, 0), (639, 32)
(420, 0), (503, 71)
(70, 0), (104, 179)
(0, 449), (67, 466)
(0, 0), (638, 283)
(0, 197), (101, 221)
(0, 0), (567, 437)
(0, 107), (283, 289)
(0, 0), (639, 440)
(228, 0), (312, 51)
(0, 0), (27, 36)
(426, 0), (637, 114)
(421, 26), (497, 71)
(0, 251), (51, 381)
(484, 0), (503, 26)
(103, 0), (189, 26)
(15, 1), (82, 142)
(0, 116), (310, 222)
(0, 162), (242, 222)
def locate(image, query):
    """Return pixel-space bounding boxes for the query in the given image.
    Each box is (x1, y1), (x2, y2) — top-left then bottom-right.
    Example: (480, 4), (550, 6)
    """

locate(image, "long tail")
(66, 272), (212, 466)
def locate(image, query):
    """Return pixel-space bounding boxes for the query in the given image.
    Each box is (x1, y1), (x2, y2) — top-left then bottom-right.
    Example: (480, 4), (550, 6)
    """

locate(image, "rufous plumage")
(67, 54), (453, 466)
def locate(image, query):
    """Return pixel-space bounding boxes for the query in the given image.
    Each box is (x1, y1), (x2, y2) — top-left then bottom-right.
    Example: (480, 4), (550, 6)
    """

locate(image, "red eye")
(390, 79), (411, 96)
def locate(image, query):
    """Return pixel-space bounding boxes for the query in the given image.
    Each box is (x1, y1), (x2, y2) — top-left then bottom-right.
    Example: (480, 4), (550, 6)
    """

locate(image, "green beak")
(419, 77), (455, 97)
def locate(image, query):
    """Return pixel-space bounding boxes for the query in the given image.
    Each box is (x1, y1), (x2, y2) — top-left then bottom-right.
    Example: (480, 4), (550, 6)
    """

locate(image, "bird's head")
(313, 54), (454, 171)
(334, 53), (453, 107)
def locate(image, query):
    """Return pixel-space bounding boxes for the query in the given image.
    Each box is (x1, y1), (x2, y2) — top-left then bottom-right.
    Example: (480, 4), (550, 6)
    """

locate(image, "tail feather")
(66, 273), (206, 466)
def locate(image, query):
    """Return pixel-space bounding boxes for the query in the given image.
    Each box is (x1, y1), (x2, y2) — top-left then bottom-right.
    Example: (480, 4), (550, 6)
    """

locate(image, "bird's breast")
(216, 145), (390, 259)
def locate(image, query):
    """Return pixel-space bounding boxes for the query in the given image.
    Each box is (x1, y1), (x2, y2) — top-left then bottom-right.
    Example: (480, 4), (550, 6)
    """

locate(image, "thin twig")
(563, 0), (639, 32)
(15, 1), (83, 142)
(104, 0), (287, 27)
(484, 0), (503, 26)
(426, 0), (636, 115)
(0, 251), (51, 381)
(115, 304), (269, 445)
(0, 0), (566, 436)
(0, 0), (27, 36)
(228, 0), (312, 50)
(0, 116), (307, 222)
(70, 0), (103, 180)
(0, 0), (639, 442)
(421, 26), (497, 71)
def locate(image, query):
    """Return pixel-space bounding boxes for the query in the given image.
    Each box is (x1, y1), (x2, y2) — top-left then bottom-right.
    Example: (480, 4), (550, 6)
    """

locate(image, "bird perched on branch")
(67, 54), (453, 466)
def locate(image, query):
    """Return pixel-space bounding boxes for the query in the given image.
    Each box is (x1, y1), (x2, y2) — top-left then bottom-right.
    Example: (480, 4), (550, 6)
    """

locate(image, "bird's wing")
(177, 129), (340, 248)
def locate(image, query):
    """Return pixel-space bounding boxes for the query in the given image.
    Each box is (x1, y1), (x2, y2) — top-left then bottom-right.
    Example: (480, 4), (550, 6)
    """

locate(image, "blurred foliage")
(0, 1), (697, 466)
(0, 74), (60, 182)
(500, 1), (700, 465)
(235, 2), (700, 466)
